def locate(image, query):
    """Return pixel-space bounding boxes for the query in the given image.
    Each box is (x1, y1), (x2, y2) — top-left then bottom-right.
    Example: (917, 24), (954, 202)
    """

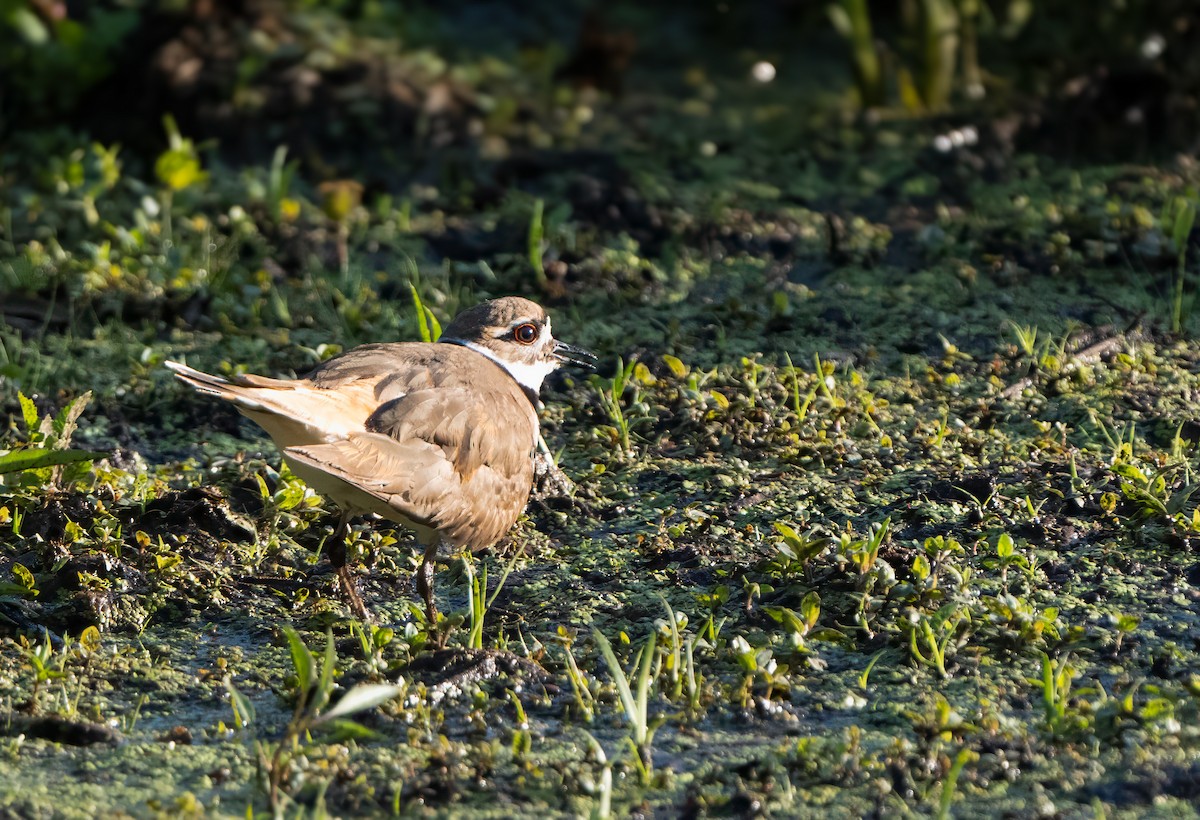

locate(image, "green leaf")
(809, 627), (850, 644)
(0, 448), (105, 475)
(313, 629), (336, 714)
(79, 626), (102, 652)
(763, 606), (807, 635)
(912, 553), (931, 581)
(1114, 463), (1147, 484)
(1172, 199), (1196, 252)
(800, 591), (821, 628)
(827, 4), (853, 38)
(528, 198), (546, 283)
(996, 533), (1014, 559)
(662, 355), (688, 378)
(773, 521), (800, 544)
(18, 393), (39, 434)
(316, 718), (381, 742)
(409, 284), (434, 343)
(282, 626), (315, 693)
(315, 683), (403, 724)
(224, 677), (256, 730)
(1141, 697), (1173, 721)
(11, 563), (37, 595)
(156, 149), (206, 191)
(633, 632), (655, 739)
(424, 307), (442, 342)
(593, 628), (646, 741)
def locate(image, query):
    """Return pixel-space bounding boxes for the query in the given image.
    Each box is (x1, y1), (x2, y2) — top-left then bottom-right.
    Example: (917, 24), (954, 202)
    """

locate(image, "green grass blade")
(0, 448), (105, 475)
(282, 626), (315, 694)
(593, 629), (640, 739)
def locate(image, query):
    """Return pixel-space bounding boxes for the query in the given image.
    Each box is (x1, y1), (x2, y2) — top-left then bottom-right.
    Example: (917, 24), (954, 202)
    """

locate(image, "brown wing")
(167, 344), (499, 450)
(306, 342), (494, 404)
(284, 386), (537, 549)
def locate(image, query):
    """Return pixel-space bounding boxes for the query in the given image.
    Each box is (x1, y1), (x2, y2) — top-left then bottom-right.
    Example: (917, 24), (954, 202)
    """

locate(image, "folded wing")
(284, 387), (537, 550)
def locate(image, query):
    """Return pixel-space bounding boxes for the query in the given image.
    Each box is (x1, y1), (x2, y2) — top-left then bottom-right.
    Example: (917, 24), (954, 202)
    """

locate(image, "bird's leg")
(327, 510), (370, 621)
(415, 538), (442, 646)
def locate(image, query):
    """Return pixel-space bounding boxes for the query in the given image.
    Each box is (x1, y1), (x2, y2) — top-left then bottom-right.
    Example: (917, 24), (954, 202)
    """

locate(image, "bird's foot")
(531, 448), (575, 500)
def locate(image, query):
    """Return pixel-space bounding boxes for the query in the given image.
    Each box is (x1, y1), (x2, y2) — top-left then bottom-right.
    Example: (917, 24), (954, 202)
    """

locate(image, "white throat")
(449, 340), (557, 393)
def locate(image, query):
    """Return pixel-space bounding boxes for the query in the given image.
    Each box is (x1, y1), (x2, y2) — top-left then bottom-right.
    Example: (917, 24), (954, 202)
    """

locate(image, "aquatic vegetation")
(236, 627), (404, 817)
(3, 3), (1200, 816)
(592, 626), (659, 783)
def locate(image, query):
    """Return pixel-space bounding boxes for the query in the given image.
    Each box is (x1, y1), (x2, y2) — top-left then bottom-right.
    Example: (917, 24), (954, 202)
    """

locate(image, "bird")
(165, 296), (595, 628)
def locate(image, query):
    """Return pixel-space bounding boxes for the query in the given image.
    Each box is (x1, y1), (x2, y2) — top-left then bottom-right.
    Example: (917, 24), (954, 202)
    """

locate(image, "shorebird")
(166, 297), (595, 626)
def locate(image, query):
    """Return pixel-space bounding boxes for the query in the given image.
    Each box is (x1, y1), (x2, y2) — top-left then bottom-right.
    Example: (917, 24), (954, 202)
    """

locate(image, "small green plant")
(1111, 613), (1140, 655)
(236, 627), (404, 817)
(253, 462), (323, 558)
(354, 623), (396, 678)
(18, 630), (66, 711)
(528, 197), (547, 284)
(936, 747), (980, 820)
(858, 649), (887, 690)
(1112, 459), (1199, 534)
(651, 596), (708, 714)
(769, 522), (830, 579)
(907, 602), (969, 679)
(782, 351), (818, 424)
(508, 689), (532, 763)
(729, 634), (791, 703)
(463, 550), (521, 650)
(980, 594), (1059, 647)
(1, 392), (104, 490)
(681, 633), (705, 715)
(408, 282), (443, 342)
(155, 115), (209, 246)
(908, 692), (974, 743)
(593, 357), (641, 454)
(1163, 194), (1197, 333)
(557, 628), (596, 722)
(1007, 321), (1039, 360)
(840, 517), (891, 576)
(1038, 651), (1080, 737)
(655, 596), (686, 701)
(266, 144), (299, 224)
(991, 533), (1024, 588)
(593, 627), (658, 783)
(764, 591), (822, 651)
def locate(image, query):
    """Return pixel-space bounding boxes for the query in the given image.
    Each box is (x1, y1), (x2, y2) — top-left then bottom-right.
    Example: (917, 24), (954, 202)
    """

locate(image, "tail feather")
(166, 359), (374, 447)
(165, 360), (273, 411)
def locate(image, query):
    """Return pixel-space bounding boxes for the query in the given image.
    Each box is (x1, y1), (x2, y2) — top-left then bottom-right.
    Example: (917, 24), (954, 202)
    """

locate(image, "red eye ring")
(514, 323), (538, 344)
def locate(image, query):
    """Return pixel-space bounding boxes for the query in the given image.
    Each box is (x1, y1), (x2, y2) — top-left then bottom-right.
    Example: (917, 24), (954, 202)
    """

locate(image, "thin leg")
(327, 510), (369, 621)
(414, 539), (441, 645)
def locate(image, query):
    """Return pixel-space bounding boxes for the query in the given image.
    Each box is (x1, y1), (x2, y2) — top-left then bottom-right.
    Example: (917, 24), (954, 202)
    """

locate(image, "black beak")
(553, 340), (598, 369)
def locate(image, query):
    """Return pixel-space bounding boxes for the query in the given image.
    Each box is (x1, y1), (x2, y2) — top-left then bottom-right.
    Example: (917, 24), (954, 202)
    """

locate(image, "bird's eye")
(513, 323), (539, 344)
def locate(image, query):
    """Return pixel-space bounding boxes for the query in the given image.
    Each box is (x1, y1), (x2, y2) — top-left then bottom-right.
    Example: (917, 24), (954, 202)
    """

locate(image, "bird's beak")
(553, 340), (598, 369)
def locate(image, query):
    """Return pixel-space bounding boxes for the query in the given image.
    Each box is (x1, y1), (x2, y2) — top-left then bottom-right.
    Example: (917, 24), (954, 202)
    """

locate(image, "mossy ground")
(2, 6), (1200, 818)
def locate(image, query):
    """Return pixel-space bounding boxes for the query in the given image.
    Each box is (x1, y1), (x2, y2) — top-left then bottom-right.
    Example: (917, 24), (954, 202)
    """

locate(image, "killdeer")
(166, 297), (595, 626)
